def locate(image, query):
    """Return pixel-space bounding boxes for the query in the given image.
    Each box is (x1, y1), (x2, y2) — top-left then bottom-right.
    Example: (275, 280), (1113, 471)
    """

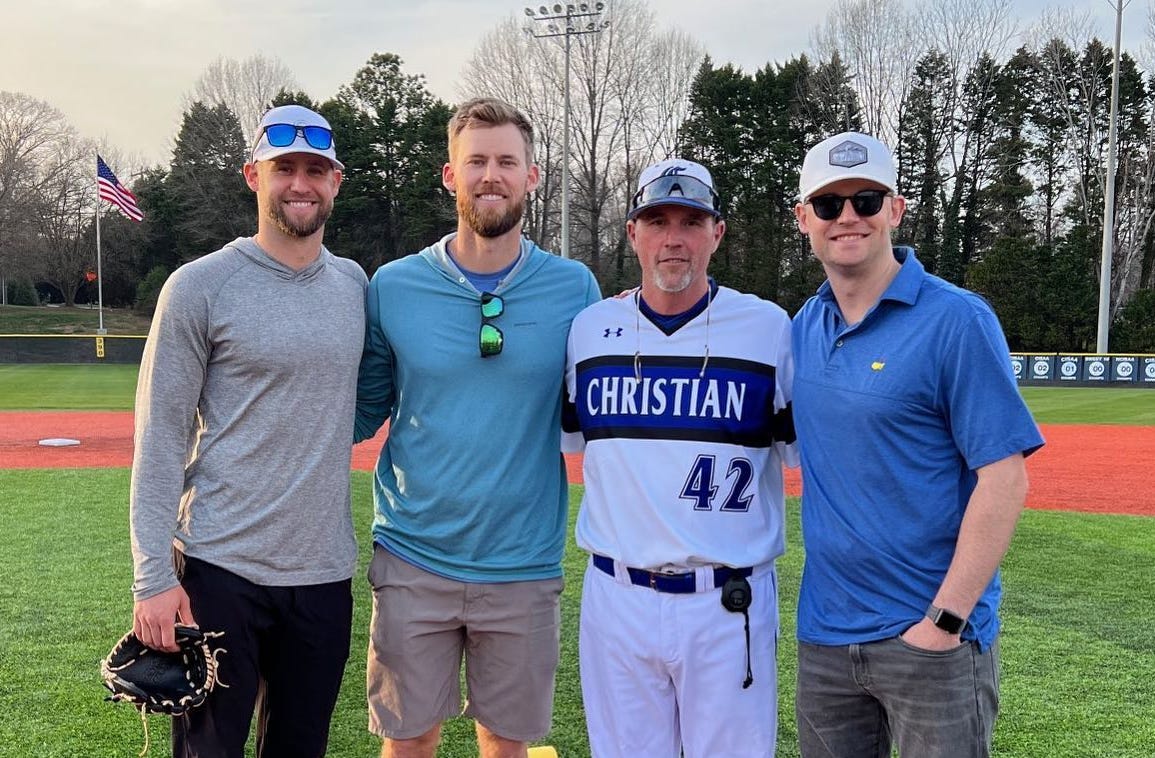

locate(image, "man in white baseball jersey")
(563, 158), (798, 757)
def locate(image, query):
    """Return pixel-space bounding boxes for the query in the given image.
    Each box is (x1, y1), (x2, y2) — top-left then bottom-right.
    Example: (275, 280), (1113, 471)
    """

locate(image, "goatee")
(654, 267), (695, 294)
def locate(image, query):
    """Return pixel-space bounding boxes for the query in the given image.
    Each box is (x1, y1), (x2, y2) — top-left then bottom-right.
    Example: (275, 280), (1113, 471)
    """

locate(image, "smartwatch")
(926, 604), (967, 635)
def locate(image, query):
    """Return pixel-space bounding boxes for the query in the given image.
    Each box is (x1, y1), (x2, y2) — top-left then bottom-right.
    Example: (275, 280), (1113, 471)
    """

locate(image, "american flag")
(96, 155), (143, 222)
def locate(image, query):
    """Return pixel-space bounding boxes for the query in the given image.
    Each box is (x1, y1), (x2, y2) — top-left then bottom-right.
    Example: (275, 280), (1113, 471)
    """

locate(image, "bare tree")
(458, 0), (703, 281)
(459, 17), (566, 247)
(27, 136), (101, 306)
(0, 92), (79, 302)
(1029, 7), (1155, 314)
(1028, 8), (1102, 227)
(810, 0), (923, 146)
(186, 55), (300, 144)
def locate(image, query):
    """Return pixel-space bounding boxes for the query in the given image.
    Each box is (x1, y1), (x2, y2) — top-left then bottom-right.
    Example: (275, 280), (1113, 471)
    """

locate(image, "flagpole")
(95, 153), (106, 334)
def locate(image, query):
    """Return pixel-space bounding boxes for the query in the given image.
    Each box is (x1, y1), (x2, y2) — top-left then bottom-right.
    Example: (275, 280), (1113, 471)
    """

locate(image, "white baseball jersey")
(565, 286), (797, 571)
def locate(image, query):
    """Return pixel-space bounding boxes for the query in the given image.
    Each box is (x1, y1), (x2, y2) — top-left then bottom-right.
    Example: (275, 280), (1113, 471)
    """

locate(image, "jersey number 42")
(679, 454), (754, 512)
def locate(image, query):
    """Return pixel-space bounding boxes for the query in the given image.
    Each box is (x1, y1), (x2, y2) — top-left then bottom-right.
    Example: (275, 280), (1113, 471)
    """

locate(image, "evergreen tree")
(1111, 288), (1155, 351)
(329, 53), (454, 273)
(166, 101), (254, 262)
(982, 47), (1036, 245)
(898, 50), (952, 272)
(940, 53), (1001, 286)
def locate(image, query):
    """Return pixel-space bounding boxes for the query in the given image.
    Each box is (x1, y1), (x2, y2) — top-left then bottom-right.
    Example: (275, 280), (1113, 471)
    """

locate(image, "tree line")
(0, 0), (1153, 351)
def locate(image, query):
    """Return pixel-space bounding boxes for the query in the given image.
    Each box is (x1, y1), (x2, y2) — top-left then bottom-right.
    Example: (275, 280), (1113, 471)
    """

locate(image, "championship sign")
(1082, 356), (1109, 382)
(1010, 354), (1026, 381)
(1029, 355), (1054, 381)
(1057, 355), (1081, 381)
(1111, 356), (1137, 383)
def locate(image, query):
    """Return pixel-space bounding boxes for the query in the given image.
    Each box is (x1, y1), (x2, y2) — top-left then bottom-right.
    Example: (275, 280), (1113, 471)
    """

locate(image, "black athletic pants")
(172, 553), (353, 758)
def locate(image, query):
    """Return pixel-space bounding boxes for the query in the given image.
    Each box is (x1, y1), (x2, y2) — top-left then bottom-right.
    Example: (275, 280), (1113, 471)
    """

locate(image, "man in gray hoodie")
(128, 104), (367, 758)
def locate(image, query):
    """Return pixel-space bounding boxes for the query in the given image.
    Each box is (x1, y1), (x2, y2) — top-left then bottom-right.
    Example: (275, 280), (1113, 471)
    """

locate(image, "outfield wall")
(0, 335), (146, 364)
(1012, 353), (1155, 387)
(1, 337), (1152, 388)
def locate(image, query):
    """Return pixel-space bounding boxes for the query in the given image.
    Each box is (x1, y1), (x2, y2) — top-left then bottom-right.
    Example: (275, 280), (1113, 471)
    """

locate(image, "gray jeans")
(796, 637), (999, 758)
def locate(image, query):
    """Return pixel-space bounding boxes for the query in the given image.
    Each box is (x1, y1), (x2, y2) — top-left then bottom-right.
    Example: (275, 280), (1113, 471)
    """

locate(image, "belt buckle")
(649, 572), (658, 590)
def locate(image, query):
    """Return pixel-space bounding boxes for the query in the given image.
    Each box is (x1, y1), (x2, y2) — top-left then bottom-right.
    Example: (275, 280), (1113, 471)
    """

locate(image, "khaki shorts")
(366, 546), (563, 741)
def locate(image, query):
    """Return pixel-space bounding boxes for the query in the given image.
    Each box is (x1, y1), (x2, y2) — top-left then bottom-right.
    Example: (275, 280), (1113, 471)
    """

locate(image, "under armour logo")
(603, 327), (623, 338)
(660, 165), (688, 176)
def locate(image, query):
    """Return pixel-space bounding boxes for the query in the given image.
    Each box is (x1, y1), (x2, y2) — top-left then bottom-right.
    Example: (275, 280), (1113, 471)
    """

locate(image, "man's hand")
(132, 585), (196, 652)
(900, 616), (962, 652)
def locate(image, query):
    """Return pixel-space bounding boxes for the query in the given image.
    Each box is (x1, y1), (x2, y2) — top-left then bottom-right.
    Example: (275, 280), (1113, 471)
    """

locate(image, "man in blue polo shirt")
(790, 131), (1045, 758)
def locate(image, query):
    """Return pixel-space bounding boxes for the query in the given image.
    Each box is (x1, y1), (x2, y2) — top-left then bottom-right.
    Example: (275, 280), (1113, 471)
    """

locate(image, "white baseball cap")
(628, 158), (722, 220)
(251, 105), (344, 170)
(799, 131), (896, 200)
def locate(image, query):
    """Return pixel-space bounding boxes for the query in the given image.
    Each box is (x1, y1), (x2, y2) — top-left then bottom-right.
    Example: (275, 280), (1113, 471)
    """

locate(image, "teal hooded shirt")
(355, 234), (601, 581)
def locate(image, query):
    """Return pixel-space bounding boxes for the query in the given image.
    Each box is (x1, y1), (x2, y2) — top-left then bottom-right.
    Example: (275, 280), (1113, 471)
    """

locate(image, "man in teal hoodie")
(355, 97), (600, 758)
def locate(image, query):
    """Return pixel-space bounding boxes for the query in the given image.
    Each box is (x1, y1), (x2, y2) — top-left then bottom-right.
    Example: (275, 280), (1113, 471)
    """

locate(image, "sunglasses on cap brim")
(257, 123), (334, 152)
(807, 190), (889, 221)
(630, 174), (721, 217)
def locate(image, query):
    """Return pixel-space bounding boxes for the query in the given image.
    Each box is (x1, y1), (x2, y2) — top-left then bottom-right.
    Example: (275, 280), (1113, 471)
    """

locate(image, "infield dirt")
(1, 412), (1151, 517)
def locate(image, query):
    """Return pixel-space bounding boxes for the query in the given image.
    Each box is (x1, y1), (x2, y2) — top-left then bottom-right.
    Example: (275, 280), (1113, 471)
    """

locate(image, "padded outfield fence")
(1, 337), (1153, 389)
(0, 335), (146, 364)
(1012, 353), (1155, 387)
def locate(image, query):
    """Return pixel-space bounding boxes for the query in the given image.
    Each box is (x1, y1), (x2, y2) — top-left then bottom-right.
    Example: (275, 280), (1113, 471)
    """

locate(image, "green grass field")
(0, 365), (139, 410)
(1019, 386), (1155, 425)
(0, 304), (152, 335)
(1, 473), (1152, 757)
(1, 368), (1154, 756)
(1, 365), (1153, 421)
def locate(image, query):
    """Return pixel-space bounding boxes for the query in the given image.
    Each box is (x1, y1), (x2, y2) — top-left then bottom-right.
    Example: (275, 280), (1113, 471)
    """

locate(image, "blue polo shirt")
(792, 247), (1044, 651)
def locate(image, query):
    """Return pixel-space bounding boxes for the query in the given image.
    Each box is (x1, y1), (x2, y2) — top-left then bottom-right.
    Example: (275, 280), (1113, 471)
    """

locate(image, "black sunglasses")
(631, 174), (721, 216)
(479, 292), (504, 358)
(258, 123), (334, 151)
(808, 190), (889, 221)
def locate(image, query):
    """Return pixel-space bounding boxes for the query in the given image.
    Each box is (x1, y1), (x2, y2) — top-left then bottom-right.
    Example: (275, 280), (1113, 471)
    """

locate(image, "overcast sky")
(1, 0), (1148, 167)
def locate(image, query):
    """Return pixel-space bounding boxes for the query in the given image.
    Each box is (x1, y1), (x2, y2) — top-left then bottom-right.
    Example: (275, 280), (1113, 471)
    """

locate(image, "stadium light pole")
(1096, 0), (1128, 353)
(524, 2), (609, 259)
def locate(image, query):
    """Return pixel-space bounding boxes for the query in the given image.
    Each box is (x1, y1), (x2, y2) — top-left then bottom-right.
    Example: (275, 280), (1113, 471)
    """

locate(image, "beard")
(268, 196), (333, 239)
(458, 189), (525, 239)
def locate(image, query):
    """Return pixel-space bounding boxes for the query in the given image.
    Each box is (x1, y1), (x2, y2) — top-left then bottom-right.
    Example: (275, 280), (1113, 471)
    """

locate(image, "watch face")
(929, 605), (966, 634)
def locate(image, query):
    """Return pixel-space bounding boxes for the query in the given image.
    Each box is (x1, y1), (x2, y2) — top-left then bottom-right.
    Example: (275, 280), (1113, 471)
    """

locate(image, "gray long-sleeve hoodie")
(130, 237), (367, 601)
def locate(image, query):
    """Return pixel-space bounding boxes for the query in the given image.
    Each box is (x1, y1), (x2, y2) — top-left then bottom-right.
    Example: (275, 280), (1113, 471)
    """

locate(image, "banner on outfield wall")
(1111, 356), (1137, 383)
(1083, 356), (1110, 382)
(1057, 355), (1082, 381)
(1011, 353), (1154, 387)
(1029, 355), (1054, 381)
(1010, 354), (1026, 381)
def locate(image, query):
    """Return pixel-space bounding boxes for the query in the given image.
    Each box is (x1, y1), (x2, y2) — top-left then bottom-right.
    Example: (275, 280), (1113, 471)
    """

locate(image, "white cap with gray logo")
(799, 131), (896, 201)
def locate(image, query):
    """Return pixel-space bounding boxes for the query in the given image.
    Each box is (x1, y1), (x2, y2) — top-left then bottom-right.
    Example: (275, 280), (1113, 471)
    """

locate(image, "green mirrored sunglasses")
(479, 292), (504, 358)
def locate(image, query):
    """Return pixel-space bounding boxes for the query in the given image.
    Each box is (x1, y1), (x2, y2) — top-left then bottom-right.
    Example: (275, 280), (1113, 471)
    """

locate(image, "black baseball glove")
(100, 625), (226, 716)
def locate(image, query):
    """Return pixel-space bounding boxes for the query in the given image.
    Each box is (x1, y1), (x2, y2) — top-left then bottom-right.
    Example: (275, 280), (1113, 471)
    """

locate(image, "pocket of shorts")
(367, 545), (388, 590)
